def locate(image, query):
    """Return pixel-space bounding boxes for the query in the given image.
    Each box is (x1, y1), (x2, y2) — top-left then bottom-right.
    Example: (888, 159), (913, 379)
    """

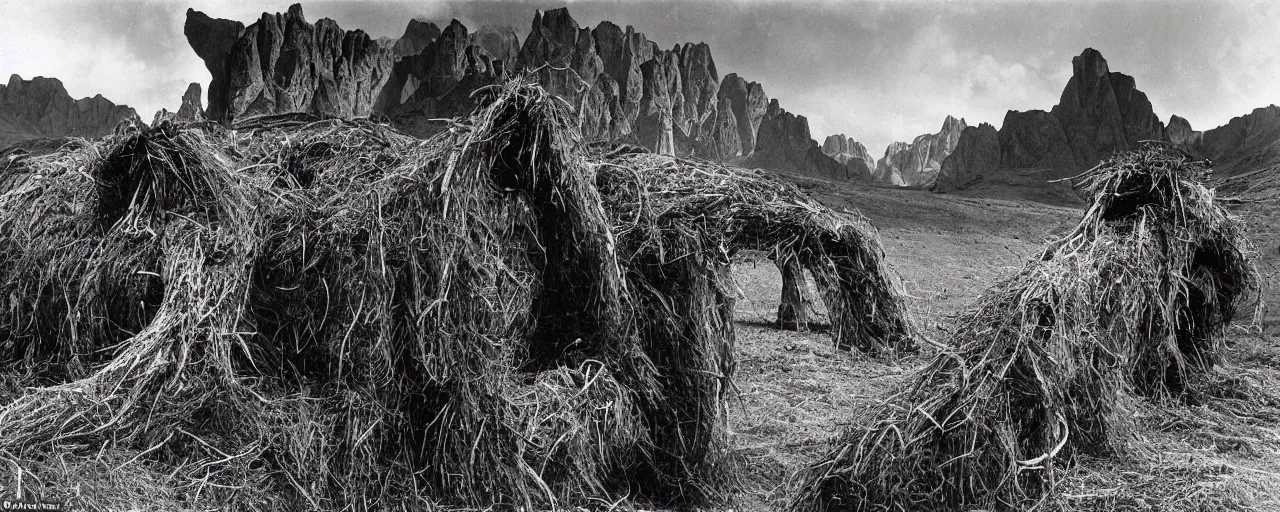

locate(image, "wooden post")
(776, 254), (812, 331)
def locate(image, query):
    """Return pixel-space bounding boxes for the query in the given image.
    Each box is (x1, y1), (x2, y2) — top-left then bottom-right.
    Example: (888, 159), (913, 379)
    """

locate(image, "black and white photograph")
(0, 0), (1278, 510)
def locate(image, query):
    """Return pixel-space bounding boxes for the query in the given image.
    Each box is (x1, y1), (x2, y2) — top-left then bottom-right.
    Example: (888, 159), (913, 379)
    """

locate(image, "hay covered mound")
(595, 151), (915, 355)
(792, 142), (1259, 512)
(0, 80), (911, 510)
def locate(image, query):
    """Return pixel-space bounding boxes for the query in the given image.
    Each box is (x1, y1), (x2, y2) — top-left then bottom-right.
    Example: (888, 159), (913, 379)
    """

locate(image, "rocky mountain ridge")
(821, 134), (875, 180)
(0, 74), (142, 148)
(872, 115), (966, 187)
(152, 83), (206, 125)
(1183, 105), (1280, 180)
(936, 48), (1168, 192)
(184, 4), (853, 181)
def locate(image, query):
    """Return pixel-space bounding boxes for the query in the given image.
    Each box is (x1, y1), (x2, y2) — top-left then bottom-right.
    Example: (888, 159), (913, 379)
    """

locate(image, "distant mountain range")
(0, 74), (142, 149)
(181, 4), (853, 181)
(1, 9), (1277, 193)
(927, 48), (1280, 194)
(871, 115), (967, 187)
(820, 48), (1280, 194)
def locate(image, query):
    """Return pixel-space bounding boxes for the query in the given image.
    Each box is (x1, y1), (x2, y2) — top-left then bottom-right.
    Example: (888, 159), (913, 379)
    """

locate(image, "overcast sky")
(1, 0), (1277, 157)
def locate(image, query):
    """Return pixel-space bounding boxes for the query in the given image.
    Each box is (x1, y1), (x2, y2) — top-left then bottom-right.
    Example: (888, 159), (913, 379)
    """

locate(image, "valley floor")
(726, 181), (1280, 511)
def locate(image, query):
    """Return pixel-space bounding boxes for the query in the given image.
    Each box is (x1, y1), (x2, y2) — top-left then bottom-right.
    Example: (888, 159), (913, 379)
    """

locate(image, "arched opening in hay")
(594, 152), (916, 356)
(728, 250), (832, 333)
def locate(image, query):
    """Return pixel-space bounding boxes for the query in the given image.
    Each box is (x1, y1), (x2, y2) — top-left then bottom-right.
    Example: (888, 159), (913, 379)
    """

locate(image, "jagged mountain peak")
(872, 115), (969, 187)
(938, 47), (1167, 193)
(0, 74), (142, 148)
(184, 5), (852, 181)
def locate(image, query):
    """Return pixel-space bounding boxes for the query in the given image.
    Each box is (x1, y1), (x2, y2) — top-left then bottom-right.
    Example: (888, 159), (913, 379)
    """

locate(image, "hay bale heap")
(0, 81), (725, 510)
(596, 152), (916, 355)
(0, 78), (913, 510)
(792, 142), (1258, 511)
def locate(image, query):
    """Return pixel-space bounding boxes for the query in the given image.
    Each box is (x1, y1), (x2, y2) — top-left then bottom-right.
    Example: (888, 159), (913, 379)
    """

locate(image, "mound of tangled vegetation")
(0, 79), (912, 511)
(794, 142), (1263, 511)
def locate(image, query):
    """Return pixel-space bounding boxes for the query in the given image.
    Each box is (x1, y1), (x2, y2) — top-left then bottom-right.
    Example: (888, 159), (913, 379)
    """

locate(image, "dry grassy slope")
(1237, 184), (1280, 334)
(728, 176), (1280, 511)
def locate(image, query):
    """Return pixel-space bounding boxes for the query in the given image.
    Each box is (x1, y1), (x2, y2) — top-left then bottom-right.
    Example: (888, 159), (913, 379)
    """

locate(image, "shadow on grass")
(736, 318), (833, 334)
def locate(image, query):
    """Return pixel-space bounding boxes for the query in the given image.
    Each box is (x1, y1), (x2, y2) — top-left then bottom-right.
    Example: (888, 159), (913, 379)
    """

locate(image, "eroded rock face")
(936, 123), (999, 191)
(393, 19), (441, 58)
(0, 74), (142, 148)
(1166, 114), (1199, 146)
(821, 134), (875, 180)
(998, 109), (1076, 171)
(718, 73), (768, 158)
(697, 97), (741, 161)
(1188, 105), (1280, 178)
(186, 5), (847, 179)
(873, 142), (909, 186)
(1051, 48), (1164, 166)
(939, 48), (1171, 192)
(376, 18), (509, 131)
(679, 42), (719, 138)
(184, 8), (245, 124)
(746, 100), (852, 180)
(152, 83), (206, 125)
(470, 26), (520, 71)
(872, 115), (967, 186)
(518, 8), (608, 137)
(636, 59), (675, 155)
(189, 4), (394, 123)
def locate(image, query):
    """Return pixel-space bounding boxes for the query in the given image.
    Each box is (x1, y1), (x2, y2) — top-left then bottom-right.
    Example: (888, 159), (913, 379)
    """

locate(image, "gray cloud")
(2, 0), (1276, 157)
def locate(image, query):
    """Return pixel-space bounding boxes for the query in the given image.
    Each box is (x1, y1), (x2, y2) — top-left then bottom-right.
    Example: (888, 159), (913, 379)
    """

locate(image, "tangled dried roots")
(792, 142), (1260, 511)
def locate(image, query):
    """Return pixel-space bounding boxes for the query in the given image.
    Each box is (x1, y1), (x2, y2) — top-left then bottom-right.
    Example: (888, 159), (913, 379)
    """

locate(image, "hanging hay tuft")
(792, 142), (1259, 511)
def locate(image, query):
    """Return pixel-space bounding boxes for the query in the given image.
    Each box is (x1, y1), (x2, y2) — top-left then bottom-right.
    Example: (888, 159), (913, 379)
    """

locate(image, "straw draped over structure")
(792, 142), (1259, 512)
(0, 79), (913, 510)
(0, 82), (692, 510)
(596, 152), (915, 355)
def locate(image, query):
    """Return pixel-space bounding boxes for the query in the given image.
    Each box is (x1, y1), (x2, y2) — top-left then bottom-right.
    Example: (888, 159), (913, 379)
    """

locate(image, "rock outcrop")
(997, 109), (1076, 170)
(185, 5), (847, 180)
(744, 100), (853, 180)
(1186, 105), (1280, 178)
(1051, 48), (1164, 166)
(936, 123), (999, 191)
(821, 134), (875, 180)
(470, 26), (520, 70)
(718, 73), (768, 157)
(152, 83), (206, 125)
(0, 74), (142, 148)
(187, 4), (394, 123)
(184, 8), (245, 124)
(872, 115), (966, 186)
(937, 48), (1169, 192)
(392, 19), (441, 58)
(1166, 114), (1199, 146)
(874, 142), (910, 186)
